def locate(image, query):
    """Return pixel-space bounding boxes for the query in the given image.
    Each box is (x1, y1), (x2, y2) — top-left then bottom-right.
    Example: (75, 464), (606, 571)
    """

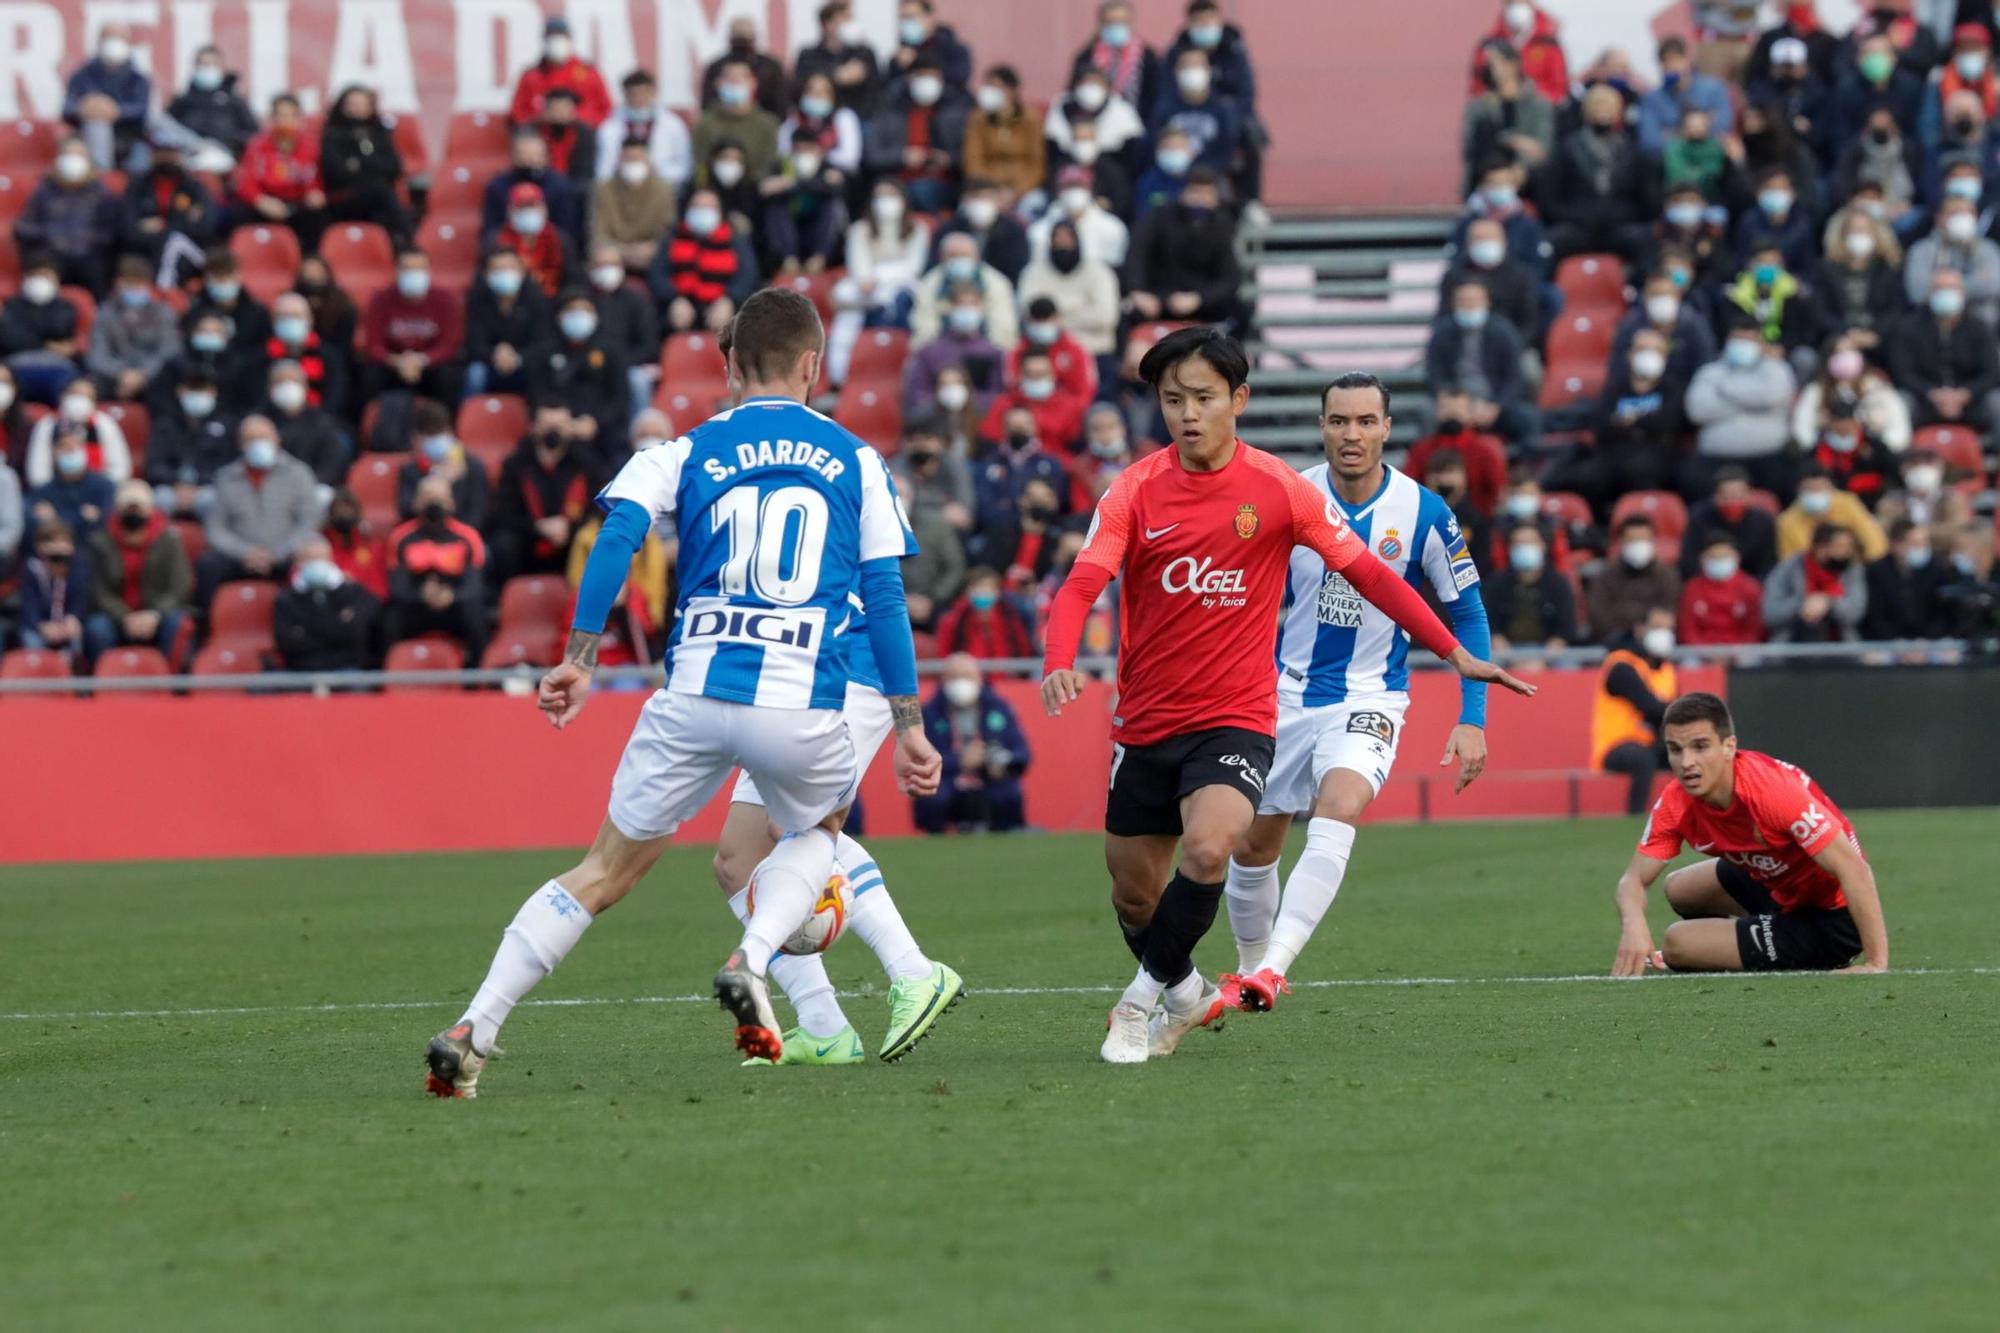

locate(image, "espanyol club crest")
(1377, 528), (1402, 560)
(1233, 503), (1259, 538)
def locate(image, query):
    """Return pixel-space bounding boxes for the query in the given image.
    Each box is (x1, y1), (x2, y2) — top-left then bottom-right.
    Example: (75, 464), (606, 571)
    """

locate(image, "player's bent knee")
(1178, 834), (1234, 885)
(1110, 878), (1159, 926)
(1660, 921), (1717, 971)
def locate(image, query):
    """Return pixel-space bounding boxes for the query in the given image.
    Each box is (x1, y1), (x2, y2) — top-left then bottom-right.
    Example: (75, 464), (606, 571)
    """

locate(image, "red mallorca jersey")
(1638, 749), (1863, 911)
(1044, 441), (1459, 746)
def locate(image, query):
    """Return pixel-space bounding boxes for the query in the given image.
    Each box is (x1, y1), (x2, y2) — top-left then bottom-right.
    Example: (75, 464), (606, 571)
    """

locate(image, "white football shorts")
(608, 689), (857, 840)
(1257, 693), (1410, 816)
(730, 681), (894, 809)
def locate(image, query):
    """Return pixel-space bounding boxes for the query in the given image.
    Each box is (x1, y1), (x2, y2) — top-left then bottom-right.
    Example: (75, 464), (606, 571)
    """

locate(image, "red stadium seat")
(94, 646), (172, 692)
(1124, 320), (1194, 362)
(1544, 310), (1615, 367)
(230, 225), (302, 304)
(1538, 491), (1593, 530)
(1912, 424), (1987, 487)
(388, 113), (431, 180)
(345, 453), (407, 531)
(1554, 253), (1628, 318)
(1608, 490), (1689, 546)
(172, 518), (206, 566)
(774, 268), (841, 325)
(0, 120), (60, 169)
(848, 329), (910, 384)
(660, 331), (731, 410)
(61, 285), (96, 348)
(320, 223), (396, 303)
(1, 647), (71, 680)
(480, 625), (561, 669)
(0, 173), (32, 229)
(457, 393), (528, 449)
(444, 111), (514, 173)
(384, 637), (465, 689)
(190, 641), (263, 678)
(836, 381), (903, 452)
(653, 387), (702, 421)
(499, 574), (572, 635)
(101, 401), (150, 471)
(419, 216), (481, 295)
(1745, 488), (1780, 516)
(210, 580), (279, 649)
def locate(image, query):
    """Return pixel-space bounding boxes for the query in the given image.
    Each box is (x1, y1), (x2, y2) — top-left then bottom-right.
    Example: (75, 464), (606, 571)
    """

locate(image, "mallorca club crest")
(1377, 528), (1402, 560)
(1233, 503), (1259, 539)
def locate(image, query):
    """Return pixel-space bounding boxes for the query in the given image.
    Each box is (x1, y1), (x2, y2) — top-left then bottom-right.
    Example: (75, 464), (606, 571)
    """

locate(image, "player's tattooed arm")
(889, 694), (922, 733)
(564, 629), (601, 670)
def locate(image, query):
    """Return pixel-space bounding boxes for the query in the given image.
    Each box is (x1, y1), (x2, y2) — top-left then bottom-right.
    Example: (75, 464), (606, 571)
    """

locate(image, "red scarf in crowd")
(1940, 62), (2000, 120)
(265, 329), (328, 406)
(522, 468), (590, 560)
(667, 220), (739, 305)
(1087, 38), (1142, 102)
(499, 223), (568, 296)
(1803, 554), (1846, 598)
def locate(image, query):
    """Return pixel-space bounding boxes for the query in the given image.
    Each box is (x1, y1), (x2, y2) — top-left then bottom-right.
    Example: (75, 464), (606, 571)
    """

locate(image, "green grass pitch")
(4, 811), (1998, 1331)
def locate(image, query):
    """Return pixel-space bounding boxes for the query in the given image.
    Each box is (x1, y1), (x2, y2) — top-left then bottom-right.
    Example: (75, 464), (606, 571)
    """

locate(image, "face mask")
(1026, 321), (1058, 346)
(1827, 349), (1864, 381)
(943, 677), (980, 708)
(899, 18), (928, 45)
(976, 85), (1007, 114)
(1947, 175), (1982, 202)
(1818, 553), (1850, 573)
(1483, 184), (1518, 212)
(1190, 23), (1223, 49)
(21, 274), (56, 304)
(1504, 492), (1538, 520)
(115, 285), (151, 309)
(1061, 186), (1095, 217)
(1931, 287), (1966, 318)
(1644, 294), (1679, 326)
(270, 380), (306, 413)
(928, 381), (968, 412)
(1069, 139), (1102, 166)
(1753, 262), (1780, 286)
(1505, 2), (1533, 30)
(1758, 189), (1793, 218)
(1468, 239), (1505, 268)
(1953, 115), (1981, 139)
(944, 255), (978, 283)
(1799, 488), (1832, 515)
(712, 159), (745, 187)
(591, 264), (625, 293)
(120, 509), (150, 533)
(961, 197), (998, 230)
(1176, 67), (1211, 98)
(1621, 539), (1656, 569)
(1860, 51), (1893, 83)
(298, 559), (343, 592)
(1022, 503), (1058, 524)
(793, 152), (824, 179)
(192, 330), (228, 355)
(1088, 435), (1127, 460)
(487, 268), (523, 296)
(1102, 21), (1132, 45)
(1509, 542), (1545, 573)
(421, 434), (454, 463)
(910, 76), (944, 107)
(328, 511), (358, 535)
(0, 383), (14, 410)
(1005, 430), (1036, 452)
(396, 270), (431, 299)
(1905, 465), (1942, 494)
(872, 193), (905, 223)
(54, 154), (89, 184)
(1631, 348), (1666, 380)
(419, 500), (449, 524)
(1725, 339), (1762, 369)
(1157, 147), (1192, 175)
(1073, 82), (1108, 112)
(244, 438), (279, 470)
(839, 21), (867, 46)
(208, 279), (241, 304)
(192, 65), (224, 92)
(1453, 307), (1488, 330)
(968, 588), (998, 611)
(55, 449), (87, 478)
(180, 390), (216, 417)
(1958, 51), (1988, 81)
(1050, 245), (1082, 274)
(510, 208), (545, 236)
(1860, 198), (1887, 221)
(685, 206), (721, 235)
(618, 160), (650, 186)
(1953, 553), (1979, 575)
(946, 305), (984, 335)
(545, 36), (573, 62)
(1667, 267), (1692, 290)
(1946, 212), (1979, 243)
(59, 393), (93, 422)
(1845, 229), (1877, 259)
(800, 92), (836, 123)
(100, 36), (132, 65)
(1641, 627), (1677, 659)
(1434, 416), (1465, 435)
(1665, 201), (1702, 229)
(560, 310), (598, 341)
(1698, 551), (1739, 581)
(265, 315), (311, 348)
(1021, 376), (1055, 401)
(1905, 545), (1933, 569)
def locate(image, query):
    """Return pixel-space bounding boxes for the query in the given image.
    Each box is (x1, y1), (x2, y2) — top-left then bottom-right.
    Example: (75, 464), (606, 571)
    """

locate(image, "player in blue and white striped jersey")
(424, 290), (942, 1097)
(1219, 374), (1498, 1014)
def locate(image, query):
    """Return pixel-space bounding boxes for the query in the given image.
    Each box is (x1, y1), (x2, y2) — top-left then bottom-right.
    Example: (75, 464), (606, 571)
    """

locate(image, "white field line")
(4, 967), (1999, 1024)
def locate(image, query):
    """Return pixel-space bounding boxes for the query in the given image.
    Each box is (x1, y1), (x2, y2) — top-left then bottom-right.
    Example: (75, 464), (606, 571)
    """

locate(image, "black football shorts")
(1718, 860), (1862, 972)
(1105, 726), (1274, 838)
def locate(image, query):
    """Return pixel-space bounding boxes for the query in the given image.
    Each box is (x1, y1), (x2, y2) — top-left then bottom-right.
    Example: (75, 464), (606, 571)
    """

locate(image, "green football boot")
(742, 1024), (866, 1067)
(879, 962), (965, 1062)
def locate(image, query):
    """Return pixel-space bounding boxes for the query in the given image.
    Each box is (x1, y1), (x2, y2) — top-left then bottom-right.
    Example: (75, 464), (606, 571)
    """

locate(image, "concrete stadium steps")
(1241, 214), (1453, 457)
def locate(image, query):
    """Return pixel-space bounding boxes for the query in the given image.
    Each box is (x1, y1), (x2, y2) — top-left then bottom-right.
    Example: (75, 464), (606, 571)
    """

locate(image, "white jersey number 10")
(711, 484), (830, 606)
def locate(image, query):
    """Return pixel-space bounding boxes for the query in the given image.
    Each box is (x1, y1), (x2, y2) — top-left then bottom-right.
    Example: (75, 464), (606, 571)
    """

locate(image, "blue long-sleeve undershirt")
(1446, 591), (1491, 728)
(856, 557), (917, 698)
(571, 499), (652, 634)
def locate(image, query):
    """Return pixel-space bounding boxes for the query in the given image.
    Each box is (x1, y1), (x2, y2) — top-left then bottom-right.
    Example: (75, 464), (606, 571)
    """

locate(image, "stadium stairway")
(1239, 213), (1452, 463)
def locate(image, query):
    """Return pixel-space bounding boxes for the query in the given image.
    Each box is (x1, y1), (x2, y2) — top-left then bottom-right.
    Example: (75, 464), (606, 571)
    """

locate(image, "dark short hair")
(1658, 35), (1688, 60)
(1615, 514), (1655, 536)
(179, 366), (218, 389)
(545, 86), (578, 104)
(987, 65), (1019, 89)
(1506, 520), (1543, 542)
(1321, 372), (1391, 416)
(1424, 447), (1465, 473)
(621, 68), (655, 91)
(270, 92), (300, 114)
(731, 287), (824, 382)
(1887, 517), (1918, 543)
(1137, 325), (1249, 392)
(555, 284), (594, 309)
(1662, 691), (1733, 738)
(413, 399), (451, 434)
(1026, 296), (1058, 321)
(1796, 461), (1830, 483)
(116, 254), (151, 283)
(1699, 529), (1738, 553)
(1713, 464), (1750, 487)
(1812, 521), (1853, 549)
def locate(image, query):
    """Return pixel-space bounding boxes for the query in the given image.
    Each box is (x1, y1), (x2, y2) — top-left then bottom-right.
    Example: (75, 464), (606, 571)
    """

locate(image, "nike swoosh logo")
(1145, 523), (1181, 540)
(1695, 842), (1715, 852)
(814, 1041), (846, 1058)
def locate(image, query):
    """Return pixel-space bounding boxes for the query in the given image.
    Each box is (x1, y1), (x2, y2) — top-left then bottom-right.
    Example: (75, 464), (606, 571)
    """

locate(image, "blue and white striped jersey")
(1275, 465), (1481, 706)
(599, 396), (912, 710)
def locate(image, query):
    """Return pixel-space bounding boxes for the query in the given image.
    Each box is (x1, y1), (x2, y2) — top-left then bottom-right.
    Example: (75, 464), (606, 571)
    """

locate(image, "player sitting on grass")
(1610, 692), (1888, 976)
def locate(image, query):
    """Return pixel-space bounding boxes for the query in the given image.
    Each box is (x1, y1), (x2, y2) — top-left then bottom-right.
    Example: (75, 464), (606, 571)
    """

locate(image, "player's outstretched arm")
(539, 499), (652, 729)
(1611, 851), (1670, 977)
(855, 555), (943, 797)
(1815, 838), (1889, 972)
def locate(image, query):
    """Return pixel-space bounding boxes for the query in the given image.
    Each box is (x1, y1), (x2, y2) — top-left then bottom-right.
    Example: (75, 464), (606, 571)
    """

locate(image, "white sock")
(1263, 818), (1356, 978)
(728, 888), (848, 1038)
(1224, 857), (1281, 972)
(1163, 968), (1204, 1013)
(1119, 962), (1167, 1012)
(837, 833), (931, 982)
(461, 881), (594, 1054)
(740, 830), (835, 975)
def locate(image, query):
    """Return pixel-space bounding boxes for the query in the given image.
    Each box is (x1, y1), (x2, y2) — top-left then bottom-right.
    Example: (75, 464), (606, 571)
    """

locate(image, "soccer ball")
(755, 871), (851, 956)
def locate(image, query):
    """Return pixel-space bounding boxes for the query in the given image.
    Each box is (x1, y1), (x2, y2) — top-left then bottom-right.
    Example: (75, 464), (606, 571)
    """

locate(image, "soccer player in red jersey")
(1039, 327), (1534, 1063)
(1610, 692), (1889, 976)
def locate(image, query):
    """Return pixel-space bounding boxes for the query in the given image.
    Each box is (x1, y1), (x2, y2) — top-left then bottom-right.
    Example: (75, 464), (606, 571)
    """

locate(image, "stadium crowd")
(1437, 0), (1999, 654)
